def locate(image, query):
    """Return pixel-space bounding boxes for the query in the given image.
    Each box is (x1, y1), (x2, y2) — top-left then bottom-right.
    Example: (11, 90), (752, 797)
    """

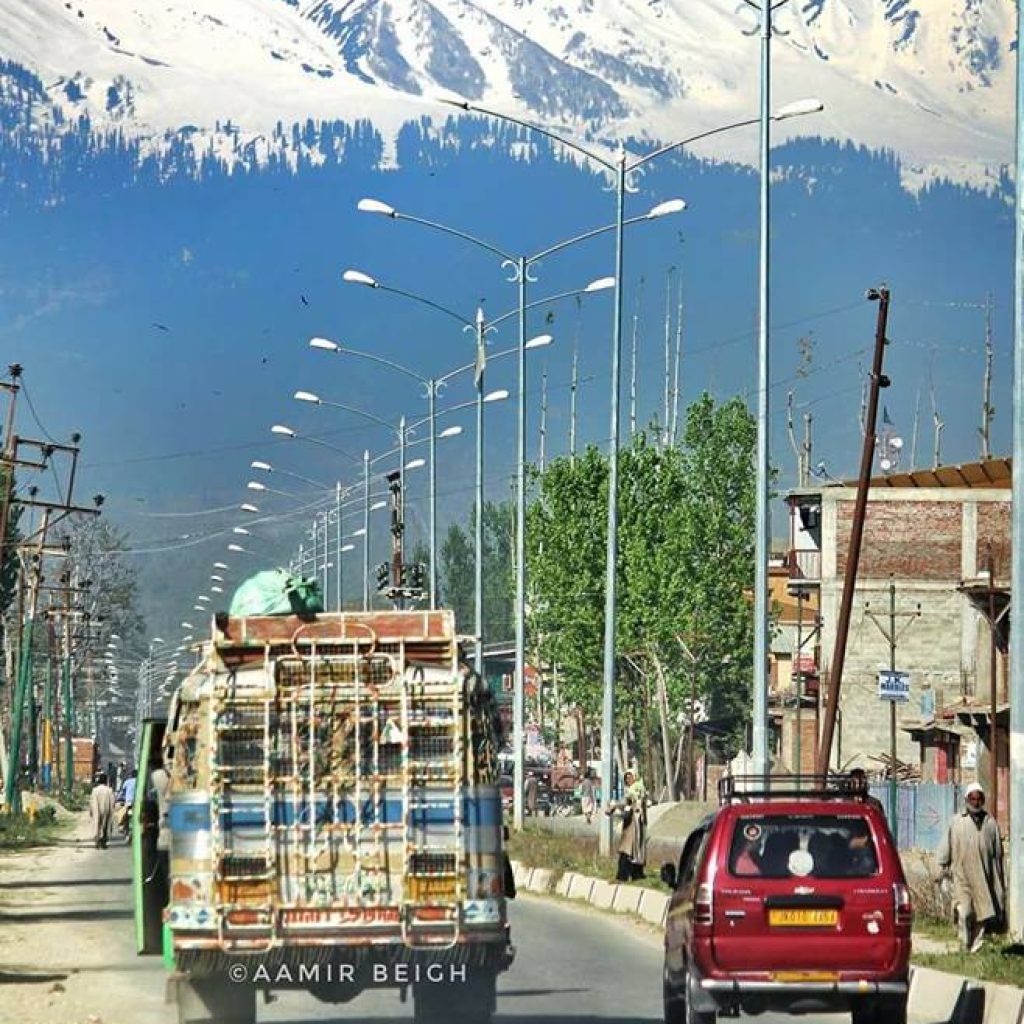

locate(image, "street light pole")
(751, 0), (776, 781)
(336, 482), (343, 612)
(399, 414), (406, 612)
(600, 150), (628, 853)
(475, 307), (486, 678)
(514, 254), (528, 832)
(363, 450), (370, 611)
(428, 380), (438, 608)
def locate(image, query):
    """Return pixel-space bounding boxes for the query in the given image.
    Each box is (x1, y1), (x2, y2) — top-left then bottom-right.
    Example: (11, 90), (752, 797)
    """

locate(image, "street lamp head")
(180, 622), (193, 629)
(405, 457), (426, 471)
(246, 481), (267, 492)
(525, 334), (553, 350)
(309, 336), (340, 353)
(342, 269), (378, 288)
(251, 460), (271, 472)
(351, 527), (366, 537)
(773, 98), (825, 120)
(271, 424), (296, 438)
(196, 596), (210, 603)
(152, 637), (165, 644)
(439, 425), (463, 439)
(484, 388), (510, 403)
(227, 543), (247, 553)
(232, 527), (250, 535)
(586, 276), (616, 293)
(647, 198), (687, 219)
(213, 561), (229, 569)
(210, 574), (223, 582)
(193, 604), (205, 612)
(294, 390), (321, 404)
(240, 503), (259, 513)
(370, 500), (388, 511)
(211, 586), (224, 594)
(340, 543), (356, 553)
(356, 198), (396, 218)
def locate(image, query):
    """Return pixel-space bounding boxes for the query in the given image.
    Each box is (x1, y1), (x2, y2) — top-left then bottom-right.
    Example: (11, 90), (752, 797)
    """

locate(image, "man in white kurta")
(937, 782), (1005, 951)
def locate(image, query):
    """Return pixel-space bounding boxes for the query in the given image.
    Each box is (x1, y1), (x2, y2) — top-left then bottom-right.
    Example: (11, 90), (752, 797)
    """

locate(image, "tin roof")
(856, 457), (1011, 490)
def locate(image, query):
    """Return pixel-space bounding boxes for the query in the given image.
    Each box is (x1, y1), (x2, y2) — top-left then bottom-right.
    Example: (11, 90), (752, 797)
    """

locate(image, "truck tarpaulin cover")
(227, 569), (324, 617)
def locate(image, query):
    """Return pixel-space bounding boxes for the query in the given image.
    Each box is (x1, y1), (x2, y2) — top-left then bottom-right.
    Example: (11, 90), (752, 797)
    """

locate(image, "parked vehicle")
(660, 775), (911, 1024)
(135, 609), (513, 1024)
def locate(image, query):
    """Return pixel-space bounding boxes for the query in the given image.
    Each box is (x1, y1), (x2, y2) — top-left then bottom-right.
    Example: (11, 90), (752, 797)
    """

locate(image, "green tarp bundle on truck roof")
(228, 569), (323, 617)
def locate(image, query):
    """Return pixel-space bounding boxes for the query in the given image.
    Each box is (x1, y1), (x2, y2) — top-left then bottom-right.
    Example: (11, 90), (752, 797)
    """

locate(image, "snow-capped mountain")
(0, 0), (1016, 189)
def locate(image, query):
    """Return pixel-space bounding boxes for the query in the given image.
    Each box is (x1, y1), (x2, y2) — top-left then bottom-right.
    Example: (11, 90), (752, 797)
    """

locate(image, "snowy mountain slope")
(0, 0), (1015, 189)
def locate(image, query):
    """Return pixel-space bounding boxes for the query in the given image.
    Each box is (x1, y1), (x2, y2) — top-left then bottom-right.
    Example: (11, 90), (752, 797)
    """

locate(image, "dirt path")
(0, 811), (172, 1024)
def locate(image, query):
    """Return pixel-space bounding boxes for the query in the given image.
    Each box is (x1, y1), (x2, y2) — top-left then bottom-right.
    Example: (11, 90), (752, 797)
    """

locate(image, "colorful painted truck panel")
(157, 609), (512, 1024)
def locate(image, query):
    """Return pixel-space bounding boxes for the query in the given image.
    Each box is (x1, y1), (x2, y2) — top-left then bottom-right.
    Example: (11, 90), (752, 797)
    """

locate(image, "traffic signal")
(374, 562), (390, 592)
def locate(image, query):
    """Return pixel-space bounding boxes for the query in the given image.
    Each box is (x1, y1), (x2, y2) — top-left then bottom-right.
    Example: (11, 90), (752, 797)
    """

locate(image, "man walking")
(89, 772), (115, 849)
(937, 782), (1005, 951)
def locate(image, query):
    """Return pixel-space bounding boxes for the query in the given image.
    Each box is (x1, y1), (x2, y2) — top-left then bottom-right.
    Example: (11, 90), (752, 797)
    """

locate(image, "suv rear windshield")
(728, 814), (879, 879)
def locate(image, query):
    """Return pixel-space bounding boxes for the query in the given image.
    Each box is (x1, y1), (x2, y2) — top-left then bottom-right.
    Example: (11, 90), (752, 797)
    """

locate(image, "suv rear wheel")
(663, 971), (715, 1024)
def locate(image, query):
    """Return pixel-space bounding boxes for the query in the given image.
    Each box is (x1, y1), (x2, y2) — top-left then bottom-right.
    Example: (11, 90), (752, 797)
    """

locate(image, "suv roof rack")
(718, 773), (870, 806)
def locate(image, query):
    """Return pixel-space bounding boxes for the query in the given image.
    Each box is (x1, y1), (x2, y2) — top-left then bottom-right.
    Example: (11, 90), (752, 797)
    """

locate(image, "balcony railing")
(787, 548), (821, 581)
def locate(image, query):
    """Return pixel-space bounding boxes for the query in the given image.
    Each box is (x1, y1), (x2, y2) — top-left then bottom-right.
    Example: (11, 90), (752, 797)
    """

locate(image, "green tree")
(482, 501), (514, 646)
(438, 524), (473, 628)
(525, 394), (758, 776)
(525, 446), (608, 718)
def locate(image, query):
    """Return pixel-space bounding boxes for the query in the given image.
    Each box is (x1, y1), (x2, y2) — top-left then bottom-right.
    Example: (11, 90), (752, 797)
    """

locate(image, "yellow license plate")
(768, 908), (838, 927)
(772, 971), (841, 982)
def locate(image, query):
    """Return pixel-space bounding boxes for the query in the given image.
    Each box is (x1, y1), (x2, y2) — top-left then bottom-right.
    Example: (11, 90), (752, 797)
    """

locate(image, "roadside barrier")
(510, 861), (1023, 1024)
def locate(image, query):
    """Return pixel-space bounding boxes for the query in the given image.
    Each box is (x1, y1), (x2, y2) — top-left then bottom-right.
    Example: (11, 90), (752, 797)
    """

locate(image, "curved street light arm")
(527, 209), (657, 265)
(372, 282), (474, 331)
(628, 116), (766, 173)
(275, 430), (361, 464)
(392, 211), (514, 264)
(441, 98), (616, 173)
(311, 398), (398, 436)
(487, 283), (608, 332)
(329, 344), (429, 385)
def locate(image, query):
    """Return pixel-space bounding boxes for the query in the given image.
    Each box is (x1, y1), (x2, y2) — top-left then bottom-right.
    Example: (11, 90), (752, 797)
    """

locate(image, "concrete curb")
(509, 861), (1021, 1024)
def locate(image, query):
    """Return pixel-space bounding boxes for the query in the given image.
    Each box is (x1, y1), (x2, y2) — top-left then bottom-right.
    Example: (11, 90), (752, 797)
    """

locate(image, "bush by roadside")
(0, 805), (67, 849)
(505, 825), (670, 893)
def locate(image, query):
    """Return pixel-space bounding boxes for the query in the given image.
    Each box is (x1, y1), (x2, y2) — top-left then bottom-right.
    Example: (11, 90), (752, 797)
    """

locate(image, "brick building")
(781, 458), (1011, 814)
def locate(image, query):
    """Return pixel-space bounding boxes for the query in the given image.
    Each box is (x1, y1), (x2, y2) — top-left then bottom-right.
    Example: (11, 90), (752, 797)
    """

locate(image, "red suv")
(660, 776), (911, 1024)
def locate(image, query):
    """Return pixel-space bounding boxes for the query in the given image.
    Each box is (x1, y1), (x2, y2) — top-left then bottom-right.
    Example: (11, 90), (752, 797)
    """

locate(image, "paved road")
(0, 821), (923, 1024)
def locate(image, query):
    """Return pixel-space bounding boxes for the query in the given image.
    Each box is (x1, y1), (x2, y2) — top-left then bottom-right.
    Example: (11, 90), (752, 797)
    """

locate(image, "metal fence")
(869, 781), (960, 852)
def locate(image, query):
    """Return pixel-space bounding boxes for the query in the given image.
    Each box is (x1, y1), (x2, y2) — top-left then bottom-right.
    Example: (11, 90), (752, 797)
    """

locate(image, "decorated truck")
(134, 609), (513, 1024)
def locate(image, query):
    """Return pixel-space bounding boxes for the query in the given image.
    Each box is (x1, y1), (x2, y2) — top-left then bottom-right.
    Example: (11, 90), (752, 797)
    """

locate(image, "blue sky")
(0, 121), (1014, 637)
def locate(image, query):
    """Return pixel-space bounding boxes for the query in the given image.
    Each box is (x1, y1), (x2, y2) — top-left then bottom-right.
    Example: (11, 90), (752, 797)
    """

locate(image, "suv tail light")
(893, 883), (912, 927)
(695, 882), (714, 925)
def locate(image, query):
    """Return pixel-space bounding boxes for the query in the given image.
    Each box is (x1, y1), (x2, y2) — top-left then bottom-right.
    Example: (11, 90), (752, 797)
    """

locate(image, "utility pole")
(539, 367), (548, 473)
(570, 297), (580, 462)
(910, 385), (921, 470)
(630, 277), (644, 438)
(670, 274), (684, 446)
(864, 575), (921, 846)
(987, 546), (998, 814)
(817, 287), (893, 775)
(802, 412), (813, 489)
(793, 585), (807, 781)
(5, 507), (50, 811)
(663, 267), (675, 447)
(980, 291), (994, 461)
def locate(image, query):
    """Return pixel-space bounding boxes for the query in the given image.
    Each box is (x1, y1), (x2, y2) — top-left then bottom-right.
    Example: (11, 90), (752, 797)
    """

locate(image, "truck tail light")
(893, 883), (912, 927)
(695, 882), (714, 925)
